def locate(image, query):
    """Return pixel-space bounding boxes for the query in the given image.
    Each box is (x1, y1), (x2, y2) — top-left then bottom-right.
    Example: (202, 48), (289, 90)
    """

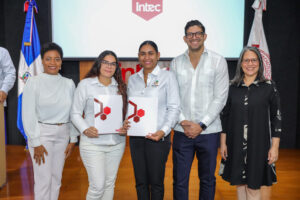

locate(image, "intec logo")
(132, 0), (163, 21)
(94, 98), (111, 121)
(128, 100), (145, 123)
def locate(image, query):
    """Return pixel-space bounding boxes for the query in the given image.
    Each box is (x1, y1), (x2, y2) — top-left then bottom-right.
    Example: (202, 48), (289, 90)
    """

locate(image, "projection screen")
(51, 0), (245, 59)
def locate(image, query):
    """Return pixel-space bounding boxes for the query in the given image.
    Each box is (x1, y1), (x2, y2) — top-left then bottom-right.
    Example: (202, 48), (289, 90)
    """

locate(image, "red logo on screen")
(132, 0), (163, 21)
(128, 100), (145, 123)
(94, 98), (111, 121)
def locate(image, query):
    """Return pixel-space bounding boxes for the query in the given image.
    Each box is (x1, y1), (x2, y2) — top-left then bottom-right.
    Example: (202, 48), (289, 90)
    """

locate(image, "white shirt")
(170, 48), (229, 134)
(127, 65), (180, 136)
(0, 47), (16, 105)
(71, 77), (125, 145)
(22, 73), (78, 147)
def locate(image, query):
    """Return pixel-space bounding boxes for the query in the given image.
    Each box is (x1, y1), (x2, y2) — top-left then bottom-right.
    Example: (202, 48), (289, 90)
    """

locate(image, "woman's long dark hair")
(231, 46), (266, 85)
(85, 50), (127, 119)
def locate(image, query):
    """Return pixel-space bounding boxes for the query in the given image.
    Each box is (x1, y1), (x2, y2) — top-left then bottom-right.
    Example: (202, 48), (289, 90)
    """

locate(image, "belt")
(38, 121), (69, 126)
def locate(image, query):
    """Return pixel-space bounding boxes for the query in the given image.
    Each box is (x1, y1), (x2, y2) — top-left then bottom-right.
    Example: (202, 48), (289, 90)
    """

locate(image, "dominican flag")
(17, 0), (43, 143)
(247, 0), (272, 80)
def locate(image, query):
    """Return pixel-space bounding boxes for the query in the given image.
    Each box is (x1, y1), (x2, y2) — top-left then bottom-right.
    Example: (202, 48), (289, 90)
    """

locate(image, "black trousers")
(173, 131), (219, 200)
(129, 135), (171, 200)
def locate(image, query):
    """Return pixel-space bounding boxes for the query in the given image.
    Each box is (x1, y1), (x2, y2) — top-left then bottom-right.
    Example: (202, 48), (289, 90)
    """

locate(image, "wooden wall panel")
(79, 61), (94, 80)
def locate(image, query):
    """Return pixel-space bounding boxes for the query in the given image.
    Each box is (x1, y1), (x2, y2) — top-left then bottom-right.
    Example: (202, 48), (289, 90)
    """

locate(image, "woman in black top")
(219, 46), (281, 200)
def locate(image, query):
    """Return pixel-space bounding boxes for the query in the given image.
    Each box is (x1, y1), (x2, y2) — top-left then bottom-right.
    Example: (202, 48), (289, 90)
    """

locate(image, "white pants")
(237, 185), (261, 200)
(29, 123), (69, 200)
(80, 141), (125, 200)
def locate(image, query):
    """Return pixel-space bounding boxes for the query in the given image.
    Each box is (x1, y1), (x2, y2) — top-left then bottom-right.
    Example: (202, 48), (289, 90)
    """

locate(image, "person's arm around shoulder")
(0, 48), (16, 104)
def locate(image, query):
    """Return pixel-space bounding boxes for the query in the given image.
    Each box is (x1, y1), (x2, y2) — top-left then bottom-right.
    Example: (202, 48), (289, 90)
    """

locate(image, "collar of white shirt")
(89, 77), (118, 87)
(183, 47), (209, 60)
(137, 65), (160, 79)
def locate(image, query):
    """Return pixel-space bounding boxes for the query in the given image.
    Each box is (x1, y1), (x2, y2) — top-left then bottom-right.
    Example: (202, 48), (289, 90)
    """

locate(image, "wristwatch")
(199, 122), (207, 130)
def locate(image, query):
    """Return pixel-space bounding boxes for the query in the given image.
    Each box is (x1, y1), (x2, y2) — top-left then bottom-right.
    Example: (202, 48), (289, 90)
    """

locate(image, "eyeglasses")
(101, 60), (117, 67)
(186, 31), (205, 39)
(44, 57), (61, 62)
(242, 58), (258, 64)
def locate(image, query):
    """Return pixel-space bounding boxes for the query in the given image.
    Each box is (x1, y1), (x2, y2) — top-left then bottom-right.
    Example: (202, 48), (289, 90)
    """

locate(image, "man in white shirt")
(170, 20), (229, 200)
(0, 47), (16, 106)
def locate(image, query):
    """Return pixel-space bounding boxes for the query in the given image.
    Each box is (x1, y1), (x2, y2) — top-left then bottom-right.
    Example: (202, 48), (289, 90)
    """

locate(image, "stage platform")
(0, 145), (299, 200)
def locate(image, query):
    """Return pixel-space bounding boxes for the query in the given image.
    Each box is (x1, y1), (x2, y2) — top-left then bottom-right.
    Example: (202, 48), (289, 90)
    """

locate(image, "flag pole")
(17, 0), (43, 148)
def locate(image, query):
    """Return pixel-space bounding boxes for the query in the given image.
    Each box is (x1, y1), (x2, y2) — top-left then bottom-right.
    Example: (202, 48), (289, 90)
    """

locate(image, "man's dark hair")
(184, 20), (205, 35)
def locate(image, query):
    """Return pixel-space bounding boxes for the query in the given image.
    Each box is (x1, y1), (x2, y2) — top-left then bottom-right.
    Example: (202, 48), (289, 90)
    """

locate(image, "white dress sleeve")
(22, 77), (41, 147)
